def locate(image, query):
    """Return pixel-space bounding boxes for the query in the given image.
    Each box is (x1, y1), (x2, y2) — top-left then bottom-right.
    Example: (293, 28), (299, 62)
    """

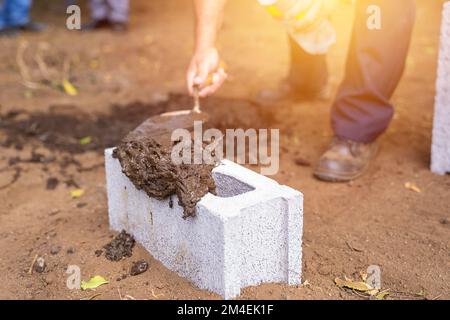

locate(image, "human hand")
(186, 47), (227, 97)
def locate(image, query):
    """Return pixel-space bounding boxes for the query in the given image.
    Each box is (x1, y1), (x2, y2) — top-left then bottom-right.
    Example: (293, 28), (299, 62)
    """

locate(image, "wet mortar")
(103, 230), (136, 261)
(113, 132), (216, 218)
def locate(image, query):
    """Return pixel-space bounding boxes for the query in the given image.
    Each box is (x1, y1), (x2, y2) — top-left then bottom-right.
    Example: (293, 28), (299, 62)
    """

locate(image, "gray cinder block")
(432, 2), (450, 175)
(104, 148), (303, 299)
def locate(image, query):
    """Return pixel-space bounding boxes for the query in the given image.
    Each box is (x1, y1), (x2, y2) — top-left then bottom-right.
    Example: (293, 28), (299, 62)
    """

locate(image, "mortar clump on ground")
(113, 133), (216, 218)
(104, 230), (136, 261)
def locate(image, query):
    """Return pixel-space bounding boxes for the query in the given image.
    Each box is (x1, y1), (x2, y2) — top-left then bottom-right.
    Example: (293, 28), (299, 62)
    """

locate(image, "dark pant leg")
(331, 0), (416, 143)
(90, 0), (108, 21)
(288, 36), (328, 94)
(106, 0), (129, 23)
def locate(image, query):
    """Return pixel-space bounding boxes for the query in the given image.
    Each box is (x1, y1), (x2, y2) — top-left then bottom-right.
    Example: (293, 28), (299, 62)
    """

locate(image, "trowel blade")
(124, 110), (209, 144)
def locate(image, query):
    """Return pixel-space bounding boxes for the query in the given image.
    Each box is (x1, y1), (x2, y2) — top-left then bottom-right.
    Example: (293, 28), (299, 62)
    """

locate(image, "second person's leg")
(6, 0), (31, 28)
(89, 0), (109, 22)
(315, 0), (416, 182)
(331, 0), (416, 143)
(288, 36), (329, 98)
(106, 0), (129, 24)
(255, 35), (329, 104)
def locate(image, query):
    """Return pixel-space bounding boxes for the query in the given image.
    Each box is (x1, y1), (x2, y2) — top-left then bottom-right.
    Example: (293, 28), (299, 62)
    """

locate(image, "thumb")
(194, 62), (210, 86)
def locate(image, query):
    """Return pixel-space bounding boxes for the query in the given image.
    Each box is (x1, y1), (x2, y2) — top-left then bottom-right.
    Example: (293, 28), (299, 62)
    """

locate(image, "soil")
(103, 230), (135, 262)
(0, 0), (448, 300)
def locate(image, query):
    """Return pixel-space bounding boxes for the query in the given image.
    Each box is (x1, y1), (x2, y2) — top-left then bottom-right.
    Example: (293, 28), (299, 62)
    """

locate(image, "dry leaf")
(376, 291), (391, 300)
(70, 189), (85, 198)
(335, 277), (374, 292)
(405, 182), (421, 193)
(81, 276), (108, 290)
(62, 79), (78, 96)
(368, 289), (380, 296)
(79, 136), (92, 145)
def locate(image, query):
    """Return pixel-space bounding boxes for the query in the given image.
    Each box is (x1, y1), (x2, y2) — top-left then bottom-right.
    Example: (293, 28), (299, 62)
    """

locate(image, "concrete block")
(104, 148), (303, 299)
(432, 2), (450, 175)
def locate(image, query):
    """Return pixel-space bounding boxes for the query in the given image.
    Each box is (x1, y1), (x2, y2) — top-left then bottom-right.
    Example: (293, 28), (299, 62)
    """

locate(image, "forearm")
(193, 0), (227, 52)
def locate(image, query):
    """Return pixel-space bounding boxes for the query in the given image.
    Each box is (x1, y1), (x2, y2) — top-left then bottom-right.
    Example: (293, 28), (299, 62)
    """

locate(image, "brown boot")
(314, 136), (379, 182)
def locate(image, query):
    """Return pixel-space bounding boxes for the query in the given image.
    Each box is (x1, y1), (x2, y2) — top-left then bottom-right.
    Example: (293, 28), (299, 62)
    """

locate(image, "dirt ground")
(0, 0), (449, 300)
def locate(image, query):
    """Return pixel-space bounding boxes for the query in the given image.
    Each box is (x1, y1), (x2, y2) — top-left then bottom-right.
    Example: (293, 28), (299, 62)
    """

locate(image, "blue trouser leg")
(3, 0), (32, 28)
(0, 0), (9, 30)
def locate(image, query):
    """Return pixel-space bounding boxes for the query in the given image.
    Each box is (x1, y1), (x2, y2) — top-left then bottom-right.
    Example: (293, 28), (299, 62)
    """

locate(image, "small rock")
(130, 260), (149, 276)
(48, 209), (60, 216)
(50, 246), (61, 255)
(33, 257), (46, 273)
(439, 218), (449, 225)
(48, 231), (57, 238)
(294, 157), (311, 167)
(76, 203), (87, 209)
(66, 247), (75, 254)
(95, 249), (103, 257)
(116, 274), (127, 282)
(44, 276), (54, 285)
(46, 178), (59, 190)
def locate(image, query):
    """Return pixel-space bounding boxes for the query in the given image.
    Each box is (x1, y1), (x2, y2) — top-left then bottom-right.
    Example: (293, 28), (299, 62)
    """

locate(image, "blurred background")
(0, 0), (448, 300)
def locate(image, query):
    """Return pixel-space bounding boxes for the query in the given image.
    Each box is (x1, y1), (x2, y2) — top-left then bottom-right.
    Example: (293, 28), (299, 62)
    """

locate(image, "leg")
(253, 34), (329, 105)
(89, 0), (109, 21)
(0, 0), (8, 30)
(331, 0), (416, 143)
(6, 0), (32, 28)
(315, 0), (416, 182)
(106, 0), (129, 23)
(288, 36), (328, 95)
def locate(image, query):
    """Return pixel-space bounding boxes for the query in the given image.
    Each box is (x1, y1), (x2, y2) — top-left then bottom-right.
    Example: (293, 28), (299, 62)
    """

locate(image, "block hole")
(213, 173), (255, 198)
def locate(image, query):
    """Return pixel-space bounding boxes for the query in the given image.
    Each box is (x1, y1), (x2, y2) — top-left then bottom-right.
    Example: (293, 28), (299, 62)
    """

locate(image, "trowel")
(125, 85), (208, 143)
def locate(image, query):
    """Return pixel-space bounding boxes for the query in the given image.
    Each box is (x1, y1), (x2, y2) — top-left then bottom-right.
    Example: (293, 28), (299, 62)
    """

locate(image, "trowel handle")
(192, 85), (201, 113)
(191, 60), (227, 113)
(191, 74), (213, 114)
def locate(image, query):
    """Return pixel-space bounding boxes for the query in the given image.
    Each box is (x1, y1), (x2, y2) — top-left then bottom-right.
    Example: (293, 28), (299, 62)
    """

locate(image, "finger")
(186, 63), (197, 95)
(198, 70), (227, 97)
(198, 71), (226, 97)
(194, 62), (211, 87)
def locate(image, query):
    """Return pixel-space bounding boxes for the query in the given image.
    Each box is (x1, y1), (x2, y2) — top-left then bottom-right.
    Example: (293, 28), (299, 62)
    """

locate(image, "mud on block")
(104, 148), (303, 299)
(432, 2), (450, 175)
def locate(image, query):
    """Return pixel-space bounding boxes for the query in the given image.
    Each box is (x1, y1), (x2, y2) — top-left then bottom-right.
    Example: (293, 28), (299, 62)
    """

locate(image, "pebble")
(50, 246), (61, 255)
(33, 257), (46, 273)
(130, 260), (149, 276)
